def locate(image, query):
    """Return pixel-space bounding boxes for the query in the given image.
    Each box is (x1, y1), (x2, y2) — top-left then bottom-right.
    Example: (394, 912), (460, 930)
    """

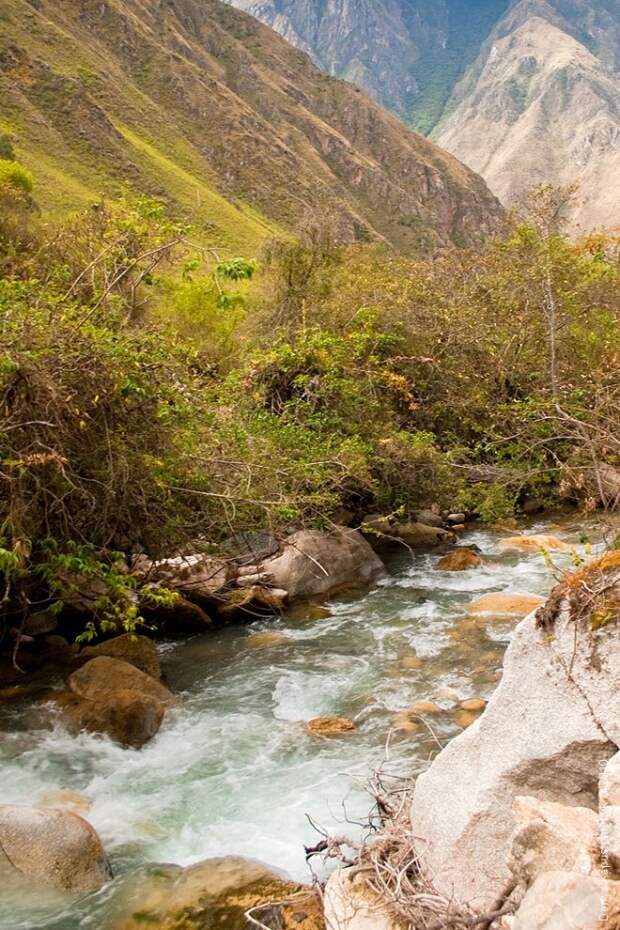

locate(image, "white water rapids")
(0, 517), (601, 928)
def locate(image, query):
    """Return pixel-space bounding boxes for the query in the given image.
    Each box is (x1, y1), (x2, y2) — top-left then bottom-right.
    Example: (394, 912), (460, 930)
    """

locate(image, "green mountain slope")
(0, 0), (502, 253)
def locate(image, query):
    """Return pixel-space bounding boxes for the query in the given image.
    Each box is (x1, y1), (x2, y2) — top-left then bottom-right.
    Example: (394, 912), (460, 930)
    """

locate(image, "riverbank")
(0, 515), (610, 929)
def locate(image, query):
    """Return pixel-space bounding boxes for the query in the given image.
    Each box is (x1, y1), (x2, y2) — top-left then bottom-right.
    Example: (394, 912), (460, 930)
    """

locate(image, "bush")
(0, 160), (33, 194)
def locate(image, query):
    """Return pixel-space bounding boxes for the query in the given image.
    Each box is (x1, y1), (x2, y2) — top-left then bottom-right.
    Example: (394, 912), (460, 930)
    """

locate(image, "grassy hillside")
(0, 0), (502, 254)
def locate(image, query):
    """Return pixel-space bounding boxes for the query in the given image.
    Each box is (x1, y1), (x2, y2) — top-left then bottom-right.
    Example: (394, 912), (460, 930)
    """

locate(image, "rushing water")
(0, 517), (602, 928)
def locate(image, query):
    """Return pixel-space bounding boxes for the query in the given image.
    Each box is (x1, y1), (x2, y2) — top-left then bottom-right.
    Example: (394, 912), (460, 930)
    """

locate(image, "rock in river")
(466, 591), (545, 618)
(0, 804), (110, 893)
(257, 527), (384, 601)
(79, 633), (161, 679)
(307, 717), (356, 737)
(60, 656), (174, 748)
(113, 855), (323, 930)
(437, 548), (482, 571)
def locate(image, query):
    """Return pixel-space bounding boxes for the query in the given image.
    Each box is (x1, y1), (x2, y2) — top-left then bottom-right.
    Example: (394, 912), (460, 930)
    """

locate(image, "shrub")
(0, 160), (33, 194)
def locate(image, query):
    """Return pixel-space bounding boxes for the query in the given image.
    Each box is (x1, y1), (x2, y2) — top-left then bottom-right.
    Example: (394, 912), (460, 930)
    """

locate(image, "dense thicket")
(1, 169), (619, 638)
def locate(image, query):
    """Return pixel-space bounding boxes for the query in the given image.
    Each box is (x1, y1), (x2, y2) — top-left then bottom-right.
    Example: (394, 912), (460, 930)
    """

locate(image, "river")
(0, 516), (600, 929)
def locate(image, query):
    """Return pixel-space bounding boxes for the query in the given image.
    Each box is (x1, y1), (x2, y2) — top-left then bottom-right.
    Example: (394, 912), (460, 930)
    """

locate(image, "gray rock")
(132, 553), (230, 605)
(257, 527), (384, 601)
(446, 512), (466, 525)
(391, 521), (456, 547)
(0, 805), (110, 893)
(416, 509), (445, 528)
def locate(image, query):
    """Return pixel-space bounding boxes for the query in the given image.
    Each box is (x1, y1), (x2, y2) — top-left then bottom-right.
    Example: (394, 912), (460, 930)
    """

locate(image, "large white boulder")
(0, 805), (110, 893)
(410, 578), (620, 911)
(257, 527), (384, 601)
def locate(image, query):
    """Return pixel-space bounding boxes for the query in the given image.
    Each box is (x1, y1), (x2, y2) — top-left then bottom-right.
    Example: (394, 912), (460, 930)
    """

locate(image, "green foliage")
(0, 135), (15, 161)
(2, 183), (620, 644)
(0, 160), (33, 194)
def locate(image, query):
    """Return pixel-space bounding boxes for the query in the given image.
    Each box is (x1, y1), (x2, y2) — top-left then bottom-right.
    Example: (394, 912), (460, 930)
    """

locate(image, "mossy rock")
(114, 857), (324, 930)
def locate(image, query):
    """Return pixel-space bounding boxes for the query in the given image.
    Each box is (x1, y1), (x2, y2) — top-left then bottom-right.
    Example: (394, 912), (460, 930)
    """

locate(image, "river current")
(0, 517), (601, 928)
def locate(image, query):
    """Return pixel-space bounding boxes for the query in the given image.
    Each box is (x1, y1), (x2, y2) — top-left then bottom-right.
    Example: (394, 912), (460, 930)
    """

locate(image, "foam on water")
(0, 518), (604, 928)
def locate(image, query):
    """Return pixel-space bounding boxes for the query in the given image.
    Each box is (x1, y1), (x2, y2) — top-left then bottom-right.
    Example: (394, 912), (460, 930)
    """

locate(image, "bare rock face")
(410, 567), (620, 911)
(0, 804), (110, 893)
(61, 656), (174, 748)
(257, 528), (384, 602)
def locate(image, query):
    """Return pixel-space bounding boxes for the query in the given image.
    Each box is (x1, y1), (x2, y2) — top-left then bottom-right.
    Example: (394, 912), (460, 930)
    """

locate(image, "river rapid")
(0, 516), (604, 929)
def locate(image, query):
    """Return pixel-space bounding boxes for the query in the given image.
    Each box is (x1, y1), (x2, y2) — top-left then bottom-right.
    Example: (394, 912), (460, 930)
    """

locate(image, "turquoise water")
(0, 518), (598, 928)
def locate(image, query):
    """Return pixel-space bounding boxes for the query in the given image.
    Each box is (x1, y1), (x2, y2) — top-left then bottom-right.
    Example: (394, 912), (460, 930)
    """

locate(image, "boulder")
(390, 521), (456, 547)
(447, 513), (467, 525)
(132, 553), (231, 606)
(145, 595), (212, 636)
(410, 588), (619, 911)
(68, 656), (171, 706)
(499, 534), (570, 552)
(466, 592), (545, 618)
(323, 868), (396, 930)
(23, 611), (57, 637)
(508, 796), (599, 886)
(79, 633), (160, 679)
(257, 527), (384, 601)
(216, 585), (287, 622)
(460, 698), (487, 712)
(599, 806), (620, 872)
(61, 656), (174, 748)
(437, 548), (482, 571)
(416, 509), (446, 528)
(0, 804), (110, 893)
(307, 717), (356, 736)
(60, 689), (166, 750)
(222, 531), (280, 566)
(512, 871), (609, 930)
(113, 855), (323, 930)
(246, 630), (291, 649)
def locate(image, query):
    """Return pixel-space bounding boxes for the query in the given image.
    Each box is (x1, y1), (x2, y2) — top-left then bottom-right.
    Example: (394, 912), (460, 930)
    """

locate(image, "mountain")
(0, 0), (502, 254)
(228, 0), (511, 132)
(229, 0), (620, 230)
(433, 0), (620, 230)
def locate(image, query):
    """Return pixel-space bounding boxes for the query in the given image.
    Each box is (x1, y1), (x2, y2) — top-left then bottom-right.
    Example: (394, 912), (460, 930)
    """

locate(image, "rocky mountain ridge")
(228, 0), (620, 230)
(0, 0), (502, 252)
